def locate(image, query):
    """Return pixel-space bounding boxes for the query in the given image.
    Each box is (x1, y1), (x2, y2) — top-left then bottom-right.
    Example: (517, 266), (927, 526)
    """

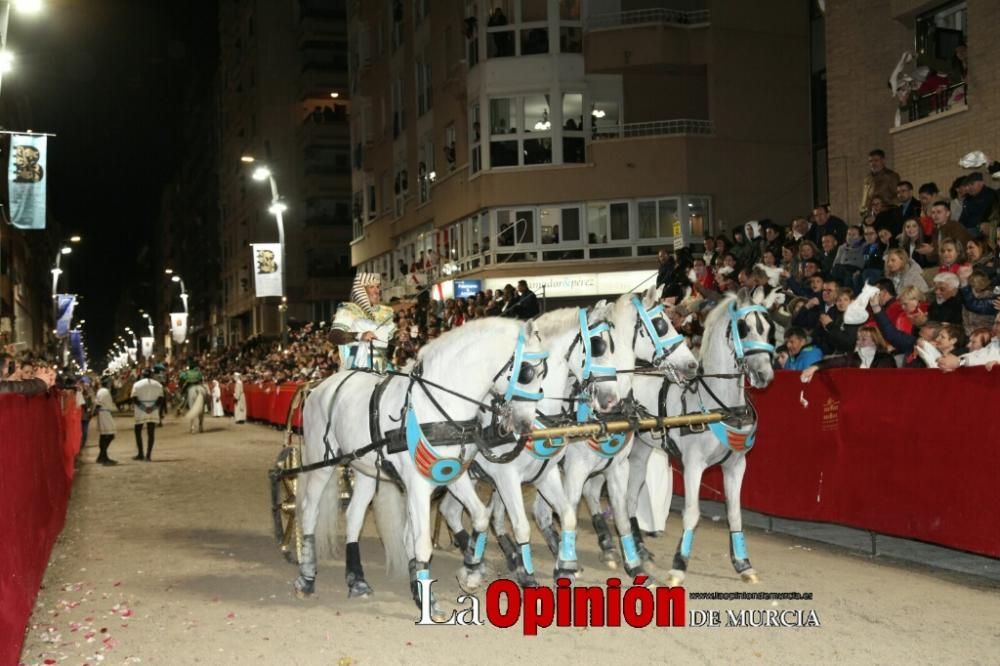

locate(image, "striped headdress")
(351, 272), (382, 317)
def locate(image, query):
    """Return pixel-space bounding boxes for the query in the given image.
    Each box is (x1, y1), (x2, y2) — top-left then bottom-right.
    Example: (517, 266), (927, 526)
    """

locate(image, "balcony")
(591, 119), (713, 140)
(299, 117), (350, 151)
(585, 7), (710, 31)
(584, 8), (709, 71)
(300, 66), (347, 100)
(892, 82), (967, 130)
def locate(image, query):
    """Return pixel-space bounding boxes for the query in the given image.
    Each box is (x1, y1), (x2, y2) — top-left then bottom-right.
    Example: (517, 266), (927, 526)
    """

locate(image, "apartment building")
(348, 0), (812, 303)
(218, 0), (353, 343)
(824, 0), (988, 223)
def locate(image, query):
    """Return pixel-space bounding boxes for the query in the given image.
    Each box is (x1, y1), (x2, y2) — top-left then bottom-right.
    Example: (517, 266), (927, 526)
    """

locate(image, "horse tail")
(314, 468), (342, 562)
(185, 389), (205, 423)
(372, 480), (409, 578)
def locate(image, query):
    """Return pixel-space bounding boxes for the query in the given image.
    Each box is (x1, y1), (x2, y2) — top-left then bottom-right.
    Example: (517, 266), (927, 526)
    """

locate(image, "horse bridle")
(492, 329), (549, 403)
(630, 296), (687, 370)
(727, 301), (777, 369)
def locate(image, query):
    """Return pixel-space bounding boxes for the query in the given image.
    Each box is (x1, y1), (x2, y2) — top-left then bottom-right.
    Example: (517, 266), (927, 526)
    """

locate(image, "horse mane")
(699, 293), (739, 361)
(532, 307), (579, 340)
(416, 317), (521, 371)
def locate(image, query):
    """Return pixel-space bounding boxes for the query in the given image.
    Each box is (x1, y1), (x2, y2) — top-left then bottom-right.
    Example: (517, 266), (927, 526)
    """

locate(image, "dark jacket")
(815, 351), (897, 370)
(512, 289), (540, 319)
(928, 295), (963, 325)
(959, 285), (998, 315)
(815, 217), (848, 245)
(873, 309), (917, 355)
(862, 241), (887, 272)
(959, 186), (998, 233)
(822, 311), (860, 354)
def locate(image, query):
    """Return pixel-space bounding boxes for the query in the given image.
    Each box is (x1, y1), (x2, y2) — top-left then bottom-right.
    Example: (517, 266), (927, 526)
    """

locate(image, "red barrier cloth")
(673, 369), (1000, 558)
(0, 392), (73, 665)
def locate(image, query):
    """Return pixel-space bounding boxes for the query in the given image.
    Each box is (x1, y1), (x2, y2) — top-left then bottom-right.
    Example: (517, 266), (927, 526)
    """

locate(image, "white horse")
(438, 302), (622, 586)
(532, 286), (700, 581)
(583, 287), (784, 568)
(297, 317), (546, 617)
(657, 288), (776, 586)
(185, 384), (209, 434)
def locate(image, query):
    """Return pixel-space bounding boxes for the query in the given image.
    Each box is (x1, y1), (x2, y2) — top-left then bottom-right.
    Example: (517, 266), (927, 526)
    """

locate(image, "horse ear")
(643, 284), (658, 305)
(522, 319), (536, 339)
(595, 299), (608, 309)
(736, 287), (751, 304)
(751, 286), (766, 305)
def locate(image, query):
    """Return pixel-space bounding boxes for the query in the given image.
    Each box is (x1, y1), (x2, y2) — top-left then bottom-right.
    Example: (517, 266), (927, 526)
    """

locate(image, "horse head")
(622, 285), (699, 382)
(564, 301), (620, 413)
(729, 288), (776, 389)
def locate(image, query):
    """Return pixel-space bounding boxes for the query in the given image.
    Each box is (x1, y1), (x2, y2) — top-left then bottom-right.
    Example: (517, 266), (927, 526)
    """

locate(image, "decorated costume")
(331, 272), (396, 372)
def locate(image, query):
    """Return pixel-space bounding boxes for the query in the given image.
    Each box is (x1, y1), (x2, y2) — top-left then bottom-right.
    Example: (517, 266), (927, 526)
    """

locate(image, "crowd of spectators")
(654, 147), (1000, 377)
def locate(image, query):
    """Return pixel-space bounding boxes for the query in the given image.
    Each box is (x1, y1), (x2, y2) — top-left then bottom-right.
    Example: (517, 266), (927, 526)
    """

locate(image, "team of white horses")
(294, 285), (777, 616)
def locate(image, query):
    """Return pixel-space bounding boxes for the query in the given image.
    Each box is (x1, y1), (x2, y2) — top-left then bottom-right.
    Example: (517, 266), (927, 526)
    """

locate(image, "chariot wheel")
(270, 445), (302, 564)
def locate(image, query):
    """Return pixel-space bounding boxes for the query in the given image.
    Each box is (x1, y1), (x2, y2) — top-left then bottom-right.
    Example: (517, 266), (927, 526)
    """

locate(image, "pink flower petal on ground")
(226, 612), (236, 620)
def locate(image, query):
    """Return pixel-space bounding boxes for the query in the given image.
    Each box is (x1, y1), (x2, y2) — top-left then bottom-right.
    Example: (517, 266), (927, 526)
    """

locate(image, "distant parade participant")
(232, 372), (246, 424)
(177, 357), (204, 411)
(328, 272), (396, 372)
(131, 367), (164, 461)
(152, 362), (168, 424)
(94, 376), (119, 466)
(211, 378), (224, 417)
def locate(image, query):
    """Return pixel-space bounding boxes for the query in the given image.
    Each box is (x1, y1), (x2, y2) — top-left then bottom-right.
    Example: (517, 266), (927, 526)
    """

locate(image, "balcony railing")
(902, 81), (967, 125)
(591, 119), (713, 140)
(586, 7), (710, 31)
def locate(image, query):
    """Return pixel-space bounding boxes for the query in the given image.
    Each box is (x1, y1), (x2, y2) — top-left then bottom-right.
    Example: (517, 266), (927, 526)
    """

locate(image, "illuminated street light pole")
(0, 0), (44, 98)
(242, 155), (288, 345)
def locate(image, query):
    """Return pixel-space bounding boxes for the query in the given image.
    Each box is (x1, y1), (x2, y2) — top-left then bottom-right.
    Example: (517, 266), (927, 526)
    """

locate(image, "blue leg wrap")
(472, 531), (487, 562)
(680, 529), (695, 559)
(731, 531), (748, 561)
(559, 530), (577, 562)
(520, 543), (534, 575)
(621, 534), (641, 567)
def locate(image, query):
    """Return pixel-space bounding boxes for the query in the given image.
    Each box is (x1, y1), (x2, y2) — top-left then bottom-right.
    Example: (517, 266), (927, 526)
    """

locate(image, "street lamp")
(0, 1), (45, 97)
(171, 274), (189, 313)
(243, 156), (288, 345)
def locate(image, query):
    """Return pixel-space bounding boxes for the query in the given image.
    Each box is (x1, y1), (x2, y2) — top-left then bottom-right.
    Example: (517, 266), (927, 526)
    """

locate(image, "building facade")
(218, 0), (353, 344)
(348, 0), (812, 303)
(825, 0), (984, 223)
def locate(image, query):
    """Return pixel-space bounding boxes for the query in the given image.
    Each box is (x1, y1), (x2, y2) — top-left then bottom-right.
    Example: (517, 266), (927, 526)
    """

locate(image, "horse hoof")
(741, 569), (760, 584)
(516, 570), (538, 588)
(601, 553), (620, 570)
(638, 545), (656, 564)
(665, 571), (685, 587)
(457, 566), (485, 594)
(554, 569), (577, 585)
(347, 579), (374, 598)
(431, 606), (448, 623)
(294, 576), (315, 598)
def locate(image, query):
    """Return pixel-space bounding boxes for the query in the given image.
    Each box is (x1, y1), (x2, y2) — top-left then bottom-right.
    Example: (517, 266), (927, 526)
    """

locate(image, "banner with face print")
(170, 312), (188, 345)
(141, 336), (154, 358)
(251, 243), (282, 298)
(8, 134), (48, 230)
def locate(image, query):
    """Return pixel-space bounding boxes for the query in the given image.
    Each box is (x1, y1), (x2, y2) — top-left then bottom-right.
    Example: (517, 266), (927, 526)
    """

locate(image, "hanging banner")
(141, 336), (154, 358)
(8, 134), (48, 230)
(69, 330), (85, 368)
(55, 294), (76, 338)
(251, 243), (283, 298)
(170, 312), (188, 345)
(127, 347), (137, 363)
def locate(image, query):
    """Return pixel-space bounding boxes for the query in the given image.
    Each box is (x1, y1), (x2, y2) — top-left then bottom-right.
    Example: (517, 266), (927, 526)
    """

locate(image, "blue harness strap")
(578, 308), (616, 380)
(405, 409), (469, 486)
(504, 330), (548, 402)
(631, 295), (685, 362)
(728, 302), (776, 359)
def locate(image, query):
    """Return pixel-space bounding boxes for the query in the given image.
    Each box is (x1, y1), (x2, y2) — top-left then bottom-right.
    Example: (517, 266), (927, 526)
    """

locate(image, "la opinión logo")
(415, 577), (686, 635)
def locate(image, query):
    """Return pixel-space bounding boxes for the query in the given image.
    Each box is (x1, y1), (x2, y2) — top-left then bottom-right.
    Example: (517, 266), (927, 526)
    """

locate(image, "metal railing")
(591, 119), (713, 140)
(904, 81), (967, 124)
(586, 7), (710, 31)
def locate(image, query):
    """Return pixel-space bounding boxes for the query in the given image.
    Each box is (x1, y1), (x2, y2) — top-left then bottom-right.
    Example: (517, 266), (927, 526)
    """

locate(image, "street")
(19, 413), (1000, 665)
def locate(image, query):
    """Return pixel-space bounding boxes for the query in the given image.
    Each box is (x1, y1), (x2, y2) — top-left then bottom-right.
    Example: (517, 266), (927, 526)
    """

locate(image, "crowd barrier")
(0, 391), (81, 665)
(221, 370), (999, 558)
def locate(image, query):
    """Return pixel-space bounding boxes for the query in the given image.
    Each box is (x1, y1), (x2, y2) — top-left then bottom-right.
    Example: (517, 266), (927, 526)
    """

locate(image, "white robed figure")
(233, 373), (247, 424)
(329, 272), (396, 372)
(211, 379), (224, 417)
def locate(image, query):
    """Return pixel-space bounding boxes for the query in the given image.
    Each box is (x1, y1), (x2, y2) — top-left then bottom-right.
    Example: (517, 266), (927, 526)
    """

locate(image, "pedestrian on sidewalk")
(94, 377), (119, 465)
(131, 368), (164, 461)
(232, 372), (246, 424)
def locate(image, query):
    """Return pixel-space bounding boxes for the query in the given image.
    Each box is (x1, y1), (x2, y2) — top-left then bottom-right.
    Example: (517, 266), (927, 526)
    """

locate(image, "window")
(490, 97), (517, 134)
(686, 196), (711, 238)
(418, 135), (434, 204)
(496, 209), (534, 246)
(470, 103), (482, 173)
(485, 0), (548, 58)
(367, 181), (377, 221)
(562, 93), (585, 163)
(586, 202), (629, 244)
(380, 170), (391, 211)
(591, 101), (621, 138)
(416, 49), (432, 115)
(539, 206), (581, 246)
(445, 123), (457, 171)
(392, 78), (405, 138)
(638, 199), (679, 239)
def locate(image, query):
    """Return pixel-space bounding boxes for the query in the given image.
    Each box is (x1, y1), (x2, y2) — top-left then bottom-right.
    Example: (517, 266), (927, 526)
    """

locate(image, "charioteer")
(328, 272), (396, 372)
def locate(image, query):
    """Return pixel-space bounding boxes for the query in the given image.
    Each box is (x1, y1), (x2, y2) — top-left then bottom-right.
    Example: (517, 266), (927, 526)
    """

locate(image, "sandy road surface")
(19, 414), (1000, 665)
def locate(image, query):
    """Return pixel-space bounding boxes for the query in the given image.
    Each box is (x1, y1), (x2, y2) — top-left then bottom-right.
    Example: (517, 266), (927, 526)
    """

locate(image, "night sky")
(7, 0), (217, 362)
